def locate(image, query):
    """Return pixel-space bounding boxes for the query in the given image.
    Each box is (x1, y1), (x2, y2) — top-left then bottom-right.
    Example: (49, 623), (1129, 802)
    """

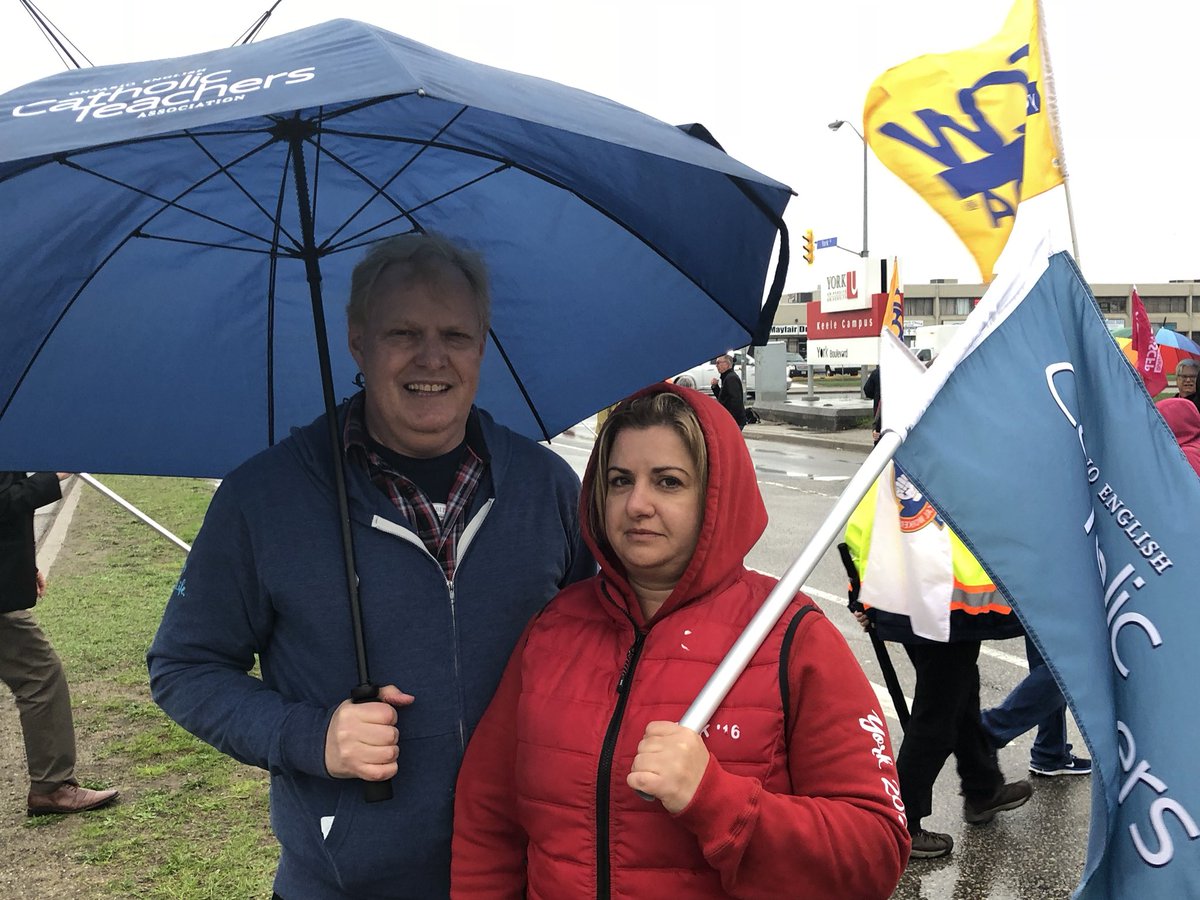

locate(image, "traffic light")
(803, 229), (815, 266)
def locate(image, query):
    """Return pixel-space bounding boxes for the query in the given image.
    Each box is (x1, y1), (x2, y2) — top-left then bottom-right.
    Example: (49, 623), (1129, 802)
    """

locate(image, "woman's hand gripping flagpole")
(633, 328), (934, 801)
(633, 429), (905, 803)
(676, 430), (904, 736)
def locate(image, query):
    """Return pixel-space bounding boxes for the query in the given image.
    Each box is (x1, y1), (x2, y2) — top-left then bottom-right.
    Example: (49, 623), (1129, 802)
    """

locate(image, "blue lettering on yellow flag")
(864, 0), (1062, 281)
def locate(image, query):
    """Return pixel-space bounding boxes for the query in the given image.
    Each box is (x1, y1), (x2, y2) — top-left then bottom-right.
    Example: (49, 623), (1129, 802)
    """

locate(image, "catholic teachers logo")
(877, 44), (1042, 229)
(891, 462), (943, 533)
(11, 65), (316, 124)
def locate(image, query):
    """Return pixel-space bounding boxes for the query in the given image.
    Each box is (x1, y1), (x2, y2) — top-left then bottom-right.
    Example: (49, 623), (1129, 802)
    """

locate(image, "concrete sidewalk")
(743, 419), (875, 454)
(33, 475), (81, 577)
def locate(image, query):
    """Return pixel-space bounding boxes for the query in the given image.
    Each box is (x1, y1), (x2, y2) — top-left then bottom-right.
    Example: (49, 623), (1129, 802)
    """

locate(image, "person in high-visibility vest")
(845, 466), (1031, 860)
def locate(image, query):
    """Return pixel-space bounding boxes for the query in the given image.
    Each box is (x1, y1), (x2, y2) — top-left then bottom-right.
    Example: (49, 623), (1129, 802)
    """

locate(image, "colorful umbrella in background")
(1112, 326), (1200, 375)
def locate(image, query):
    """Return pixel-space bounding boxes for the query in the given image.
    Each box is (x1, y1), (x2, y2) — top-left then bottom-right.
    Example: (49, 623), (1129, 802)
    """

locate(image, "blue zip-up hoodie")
(148, 399), (591, 899)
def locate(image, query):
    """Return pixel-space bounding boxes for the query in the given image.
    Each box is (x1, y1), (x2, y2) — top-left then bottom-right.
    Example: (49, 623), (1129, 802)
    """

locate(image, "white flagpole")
(677, 430), (902, 734)
(674, 215), (1060, 740)
(1035, 0), (1080, 264)
(79, 473), (191, 554)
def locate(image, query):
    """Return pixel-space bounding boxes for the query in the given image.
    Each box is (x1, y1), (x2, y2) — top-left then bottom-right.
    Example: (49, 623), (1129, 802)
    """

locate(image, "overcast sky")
(1, 0), (1191, 293)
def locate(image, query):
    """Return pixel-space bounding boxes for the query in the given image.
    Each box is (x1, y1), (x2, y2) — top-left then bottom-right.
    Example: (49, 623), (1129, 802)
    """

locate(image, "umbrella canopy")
(1111, 326), (1200, 375)
(0, 18), (791, 477)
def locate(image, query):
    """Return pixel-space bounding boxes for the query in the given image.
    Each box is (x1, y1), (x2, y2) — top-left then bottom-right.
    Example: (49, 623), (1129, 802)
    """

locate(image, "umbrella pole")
(286, 124), (392, 803)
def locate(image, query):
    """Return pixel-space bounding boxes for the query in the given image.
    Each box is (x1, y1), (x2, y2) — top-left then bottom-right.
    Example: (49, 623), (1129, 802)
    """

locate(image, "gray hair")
(347, 233), (491, 333)
(1176, 358), (1200, 375)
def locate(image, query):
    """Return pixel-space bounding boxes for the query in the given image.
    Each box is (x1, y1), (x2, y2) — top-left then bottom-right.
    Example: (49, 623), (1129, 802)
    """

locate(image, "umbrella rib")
(313, 127), (755, 332)
(1, 137), (299, 418)
(311, 107), (324, 234)
(0, 231), (140, 419)
(487, 330), (552, 443)
(321, 167), (507, 254)
(133, 233), (278, 255)
(302, 93), (407, 125)
(58, 156), (289, 252)
(307, 137), (506, 254)
(264, 147), (293, 448)
(181, 130), (304, 250)
(312, 106), (469, 250)
(0, 126), (284, 190)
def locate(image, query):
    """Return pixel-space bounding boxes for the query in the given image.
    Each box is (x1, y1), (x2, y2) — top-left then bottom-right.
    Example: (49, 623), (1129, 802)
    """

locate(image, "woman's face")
(603, 425), (703, 591)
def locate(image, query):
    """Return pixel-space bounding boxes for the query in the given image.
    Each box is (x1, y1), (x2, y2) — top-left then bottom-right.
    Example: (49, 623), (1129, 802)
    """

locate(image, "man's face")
(715, 357), (731, 374)
(1178, 368), (1198, 397)
(348, 264), (486, 458)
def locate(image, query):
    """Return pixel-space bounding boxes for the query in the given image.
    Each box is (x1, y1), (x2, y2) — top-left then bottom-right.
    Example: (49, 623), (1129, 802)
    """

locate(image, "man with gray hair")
(709, 353), (747, 430)
(149, 233), (592, 899)
(1174, 358), (1200, 414)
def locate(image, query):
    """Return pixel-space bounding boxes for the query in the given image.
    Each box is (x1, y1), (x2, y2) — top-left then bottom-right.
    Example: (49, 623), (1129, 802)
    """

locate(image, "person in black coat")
(709, 354), (747, 430)
(0, 471), (120, 815)
(863, 367), (882, 445)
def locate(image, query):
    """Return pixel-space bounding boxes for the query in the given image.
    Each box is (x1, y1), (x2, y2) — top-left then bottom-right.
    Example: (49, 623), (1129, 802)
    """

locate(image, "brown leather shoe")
(27, 783), (120, 816)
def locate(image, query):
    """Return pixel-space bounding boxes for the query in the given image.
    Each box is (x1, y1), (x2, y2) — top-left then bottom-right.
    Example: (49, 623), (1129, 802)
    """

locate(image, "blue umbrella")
(0, 20), (791, 793)
(0, 18), (791, 477)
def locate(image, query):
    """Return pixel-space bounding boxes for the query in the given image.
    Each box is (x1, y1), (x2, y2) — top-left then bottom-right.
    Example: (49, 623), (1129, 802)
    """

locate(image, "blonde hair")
(588, 391), (707, 545)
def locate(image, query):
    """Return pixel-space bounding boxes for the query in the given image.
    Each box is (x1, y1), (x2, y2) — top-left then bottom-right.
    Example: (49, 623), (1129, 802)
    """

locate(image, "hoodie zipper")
(445, 500), (492, 752)
(596, 595), (646, 900)
(371, 503), (493, 753)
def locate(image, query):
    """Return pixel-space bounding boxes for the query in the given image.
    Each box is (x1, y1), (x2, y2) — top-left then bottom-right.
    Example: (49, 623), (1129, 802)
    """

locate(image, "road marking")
(751, 579), (1029, 722)
(755, 480), (844, 496)
(754, 465), (850, 482)
(871, 682), (906, 723)
(802, 585), (1028, 671)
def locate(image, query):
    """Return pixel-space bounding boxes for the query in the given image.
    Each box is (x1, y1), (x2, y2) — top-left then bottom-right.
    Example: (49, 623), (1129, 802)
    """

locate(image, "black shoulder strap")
(779, 603), (818, 736)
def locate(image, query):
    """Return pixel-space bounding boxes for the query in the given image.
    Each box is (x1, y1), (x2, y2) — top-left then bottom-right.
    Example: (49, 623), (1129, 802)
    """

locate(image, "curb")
(744, 423), (874, 454)
(35, 475), (81, 577)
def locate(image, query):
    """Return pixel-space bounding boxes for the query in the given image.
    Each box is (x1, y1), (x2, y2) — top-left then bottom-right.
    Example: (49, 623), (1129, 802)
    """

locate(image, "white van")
(912, 323), (962, 363)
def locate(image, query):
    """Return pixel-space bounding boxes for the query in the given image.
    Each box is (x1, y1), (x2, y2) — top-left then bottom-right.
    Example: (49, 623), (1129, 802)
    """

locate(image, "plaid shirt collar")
(343, 392), (488, 582)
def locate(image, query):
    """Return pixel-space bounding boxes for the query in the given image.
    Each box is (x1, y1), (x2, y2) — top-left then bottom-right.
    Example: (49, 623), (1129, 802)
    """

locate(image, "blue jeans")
(981, 636), (1072, 769)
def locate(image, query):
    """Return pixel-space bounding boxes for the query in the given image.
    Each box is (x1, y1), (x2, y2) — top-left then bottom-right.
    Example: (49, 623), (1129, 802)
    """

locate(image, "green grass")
(27, 475), (277, 898)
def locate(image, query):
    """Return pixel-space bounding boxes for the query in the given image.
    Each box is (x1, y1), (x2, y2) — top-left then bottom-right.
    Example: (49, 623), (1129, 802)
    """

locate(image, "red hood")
(1157, 397), (1200, 477)
(580, 382), (768, 626)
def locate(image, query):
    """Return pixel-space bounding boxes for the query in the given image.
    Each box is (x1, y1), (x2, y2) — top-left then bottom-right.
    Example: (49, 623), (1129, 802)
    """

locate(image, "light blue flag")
(889, 248), (1200, 896)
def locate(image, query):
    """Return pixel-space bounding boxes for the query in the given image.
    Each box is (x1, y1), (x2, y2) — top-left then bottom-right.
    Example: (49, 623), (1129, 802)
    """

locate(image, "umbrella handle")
(351, 683), (395, 803)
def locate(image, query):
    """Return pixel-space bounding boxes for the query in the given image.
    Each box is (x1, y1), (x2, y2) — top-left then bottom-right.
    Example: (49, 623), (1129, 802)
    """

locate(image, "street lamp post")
(828, 119), (868, 259)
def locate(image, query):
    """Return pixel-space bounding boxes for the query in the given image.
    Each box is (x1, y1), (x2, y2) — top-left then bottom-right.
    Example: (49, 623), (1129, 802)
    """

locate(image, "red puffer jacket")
(452, 384), (910, 899)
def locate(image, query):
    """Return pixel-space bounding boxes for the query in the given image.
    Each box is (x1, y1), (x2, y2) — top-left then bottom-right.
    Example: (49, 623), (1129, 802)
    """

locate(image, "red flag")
(1130, 288), (1167, 396)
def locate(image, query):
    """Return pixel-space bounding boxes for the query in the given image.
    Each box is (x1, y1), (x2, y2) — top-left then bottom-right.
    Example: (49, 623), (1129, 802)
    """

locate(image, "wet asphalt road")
(549, 426), (1090, 899)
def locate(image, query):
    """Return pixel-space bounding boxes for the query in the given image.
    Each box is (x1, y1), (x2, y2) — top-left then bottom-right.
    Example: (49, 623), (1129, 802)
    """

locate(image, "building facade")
(769, 280), (1200, 358)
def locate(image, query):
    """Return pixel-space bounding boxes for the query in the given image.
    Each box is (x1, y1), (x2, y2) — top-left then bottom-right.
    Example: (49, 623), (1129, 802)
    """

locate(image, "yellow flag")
(864, 0), (1063, 281)
(886, 257), (903, 340)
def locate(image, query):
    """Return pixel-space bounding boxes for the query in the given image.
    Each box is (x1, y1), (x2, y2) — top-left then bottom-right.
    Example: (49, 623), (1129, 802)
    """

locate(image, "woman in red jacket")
(1157, 396), (1200, 476)
(451, 383), (910, 898)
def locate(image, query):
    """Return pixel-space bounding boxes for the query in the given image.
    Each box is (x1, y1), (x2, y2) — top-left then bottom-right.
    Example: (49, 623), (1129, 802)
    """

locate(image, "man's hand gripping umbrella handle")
(351, 683), (394, 803)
